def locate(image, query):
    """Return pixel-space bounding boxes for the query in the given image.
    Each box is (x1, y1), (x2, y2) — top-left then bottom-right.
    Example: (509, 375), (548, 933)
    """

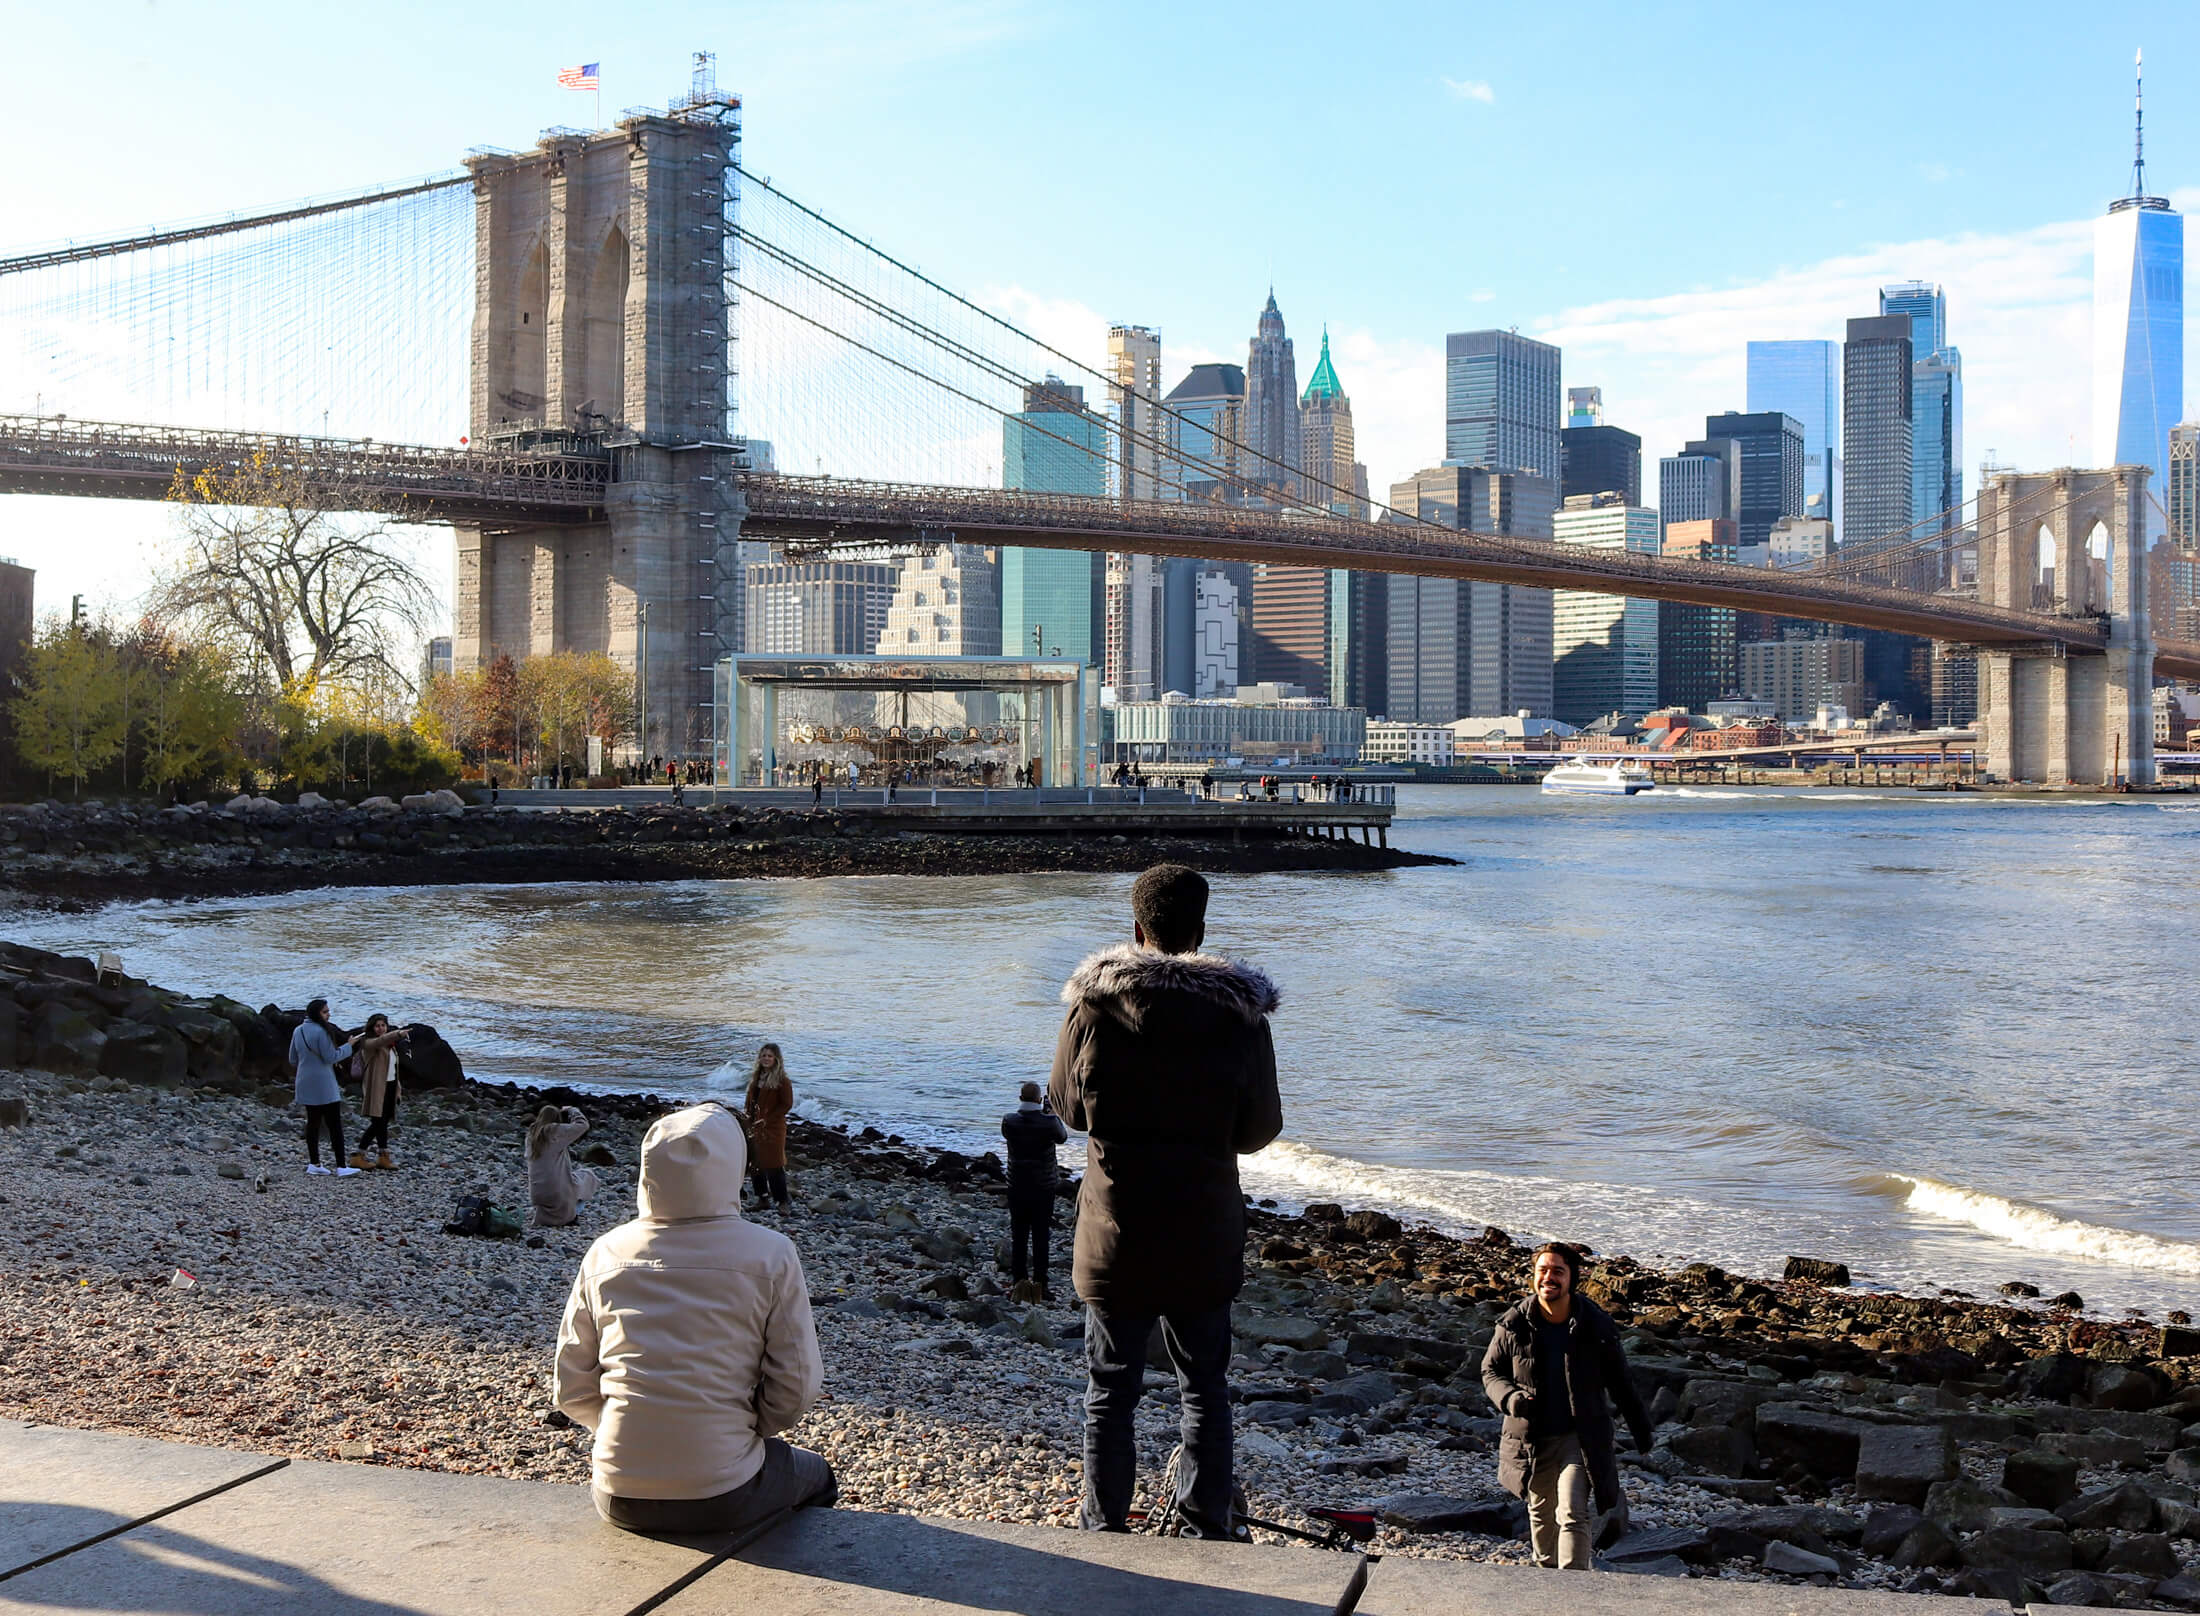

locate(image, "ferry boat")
(1540, 760), (1655, 797)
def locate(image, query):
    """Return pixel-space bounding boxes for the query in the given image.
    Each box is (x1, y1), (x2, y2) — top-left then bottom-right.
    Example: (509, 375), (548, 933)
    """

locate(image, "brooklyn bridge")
(1, 74), (2177, 785)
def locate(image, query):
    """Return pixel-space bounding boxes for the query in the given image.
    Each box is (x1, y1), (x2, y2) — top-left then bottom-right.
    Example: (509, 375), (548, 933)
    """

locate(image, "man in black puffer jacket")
(1049, 863), (1283, 1540)
(999, 1081), (1068, 1298)
(1482, 1241), (1654, 1570)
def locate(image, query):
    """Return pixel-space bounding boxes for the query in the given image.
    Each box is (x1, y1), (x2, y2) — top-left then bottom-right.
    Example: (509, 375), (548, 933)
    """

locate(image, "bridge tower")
(1974, 467), (2154, 786)
(453, 95), (742, 761)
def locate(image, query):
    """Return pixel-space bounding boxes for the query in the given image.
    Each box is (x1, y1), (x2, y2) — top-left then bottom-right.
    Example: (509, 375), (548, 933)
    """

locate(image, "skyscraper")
(1842, 315), (1914, 552)
(1103, 325), (1162, 696)
(2094, 52), (2184, 539)
(2170, 420), (2199, 545)
(1298, 328), (1364, 514)
(1248, 566), (1329, 691)
(1552, 497), (1661, 724)
(1746, 340), (1841, 535)
(1385, 467), (1556, 720)
(1162, 362), (1245, 501)
(1659, 520), (1738, 711)
(1243, 292), (1301, 502)
(883, 545), (1001, 656)
(1658, 438), (1739, 528)
(1700, 411), (1806, 550)
(745, 559), (898, 655)
(1444, 330), (1561, 481)
(1560, 386), (1643, 506)
(1000, 376), (1106, 664)
(1880, 282), (1964, 537)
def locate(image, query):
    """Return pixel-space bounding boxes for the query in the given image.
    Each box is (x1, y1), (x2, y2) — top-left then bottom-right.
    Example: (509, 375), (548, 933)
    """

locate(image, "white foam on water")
(1892, 1175), (2200, 1276)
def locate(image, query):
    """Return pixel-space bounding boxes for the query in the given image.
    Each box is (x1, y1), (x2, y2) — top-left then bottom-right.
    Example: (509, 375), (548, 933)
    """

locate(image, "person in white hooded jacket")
(554, 1103), (834, 1534)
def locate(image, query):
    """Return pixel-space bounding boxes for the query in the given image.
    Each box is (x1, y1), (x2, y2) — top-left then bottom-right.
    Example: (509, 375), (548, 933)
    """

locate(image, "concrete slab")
(0, 1453), (718, 1615)
(658, 1510), (2017, 1616)
(0, 1418), (284, 1580)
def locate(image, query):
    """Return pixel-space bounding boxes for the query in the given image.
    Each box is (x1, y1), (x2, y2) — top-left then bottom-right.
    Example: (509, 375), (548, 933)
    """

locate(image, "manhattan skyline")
(3, 1), (2195, 620)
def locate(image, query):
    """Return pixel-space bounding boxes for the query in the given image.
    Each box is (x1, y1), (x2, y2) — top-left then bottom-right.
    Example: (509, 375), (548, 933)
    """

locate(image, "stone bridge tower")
(1975, 467), (2154, 786)
(452, 97), (743, 761)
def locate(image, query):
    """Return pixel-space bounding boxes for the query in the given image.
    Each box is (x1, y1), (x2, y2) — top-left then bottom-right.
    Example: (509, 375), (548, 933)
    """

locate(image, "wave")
(1887, 1174), (2200, 1276)
(1648, 788), (1918, 802)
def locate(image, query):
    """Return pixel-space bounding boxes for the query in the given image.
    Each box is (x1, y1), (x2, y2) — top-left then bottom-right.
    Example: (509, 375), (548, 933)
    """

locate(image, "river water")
(17, 785), (2200, 1312)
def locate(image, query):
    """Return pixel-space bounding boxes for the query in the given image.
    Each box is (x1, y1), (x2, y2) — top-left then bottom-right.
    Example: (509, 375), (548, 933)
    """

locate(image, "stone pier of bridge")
(452, 99), (743, 760)
(1973, 466), (2155, 787)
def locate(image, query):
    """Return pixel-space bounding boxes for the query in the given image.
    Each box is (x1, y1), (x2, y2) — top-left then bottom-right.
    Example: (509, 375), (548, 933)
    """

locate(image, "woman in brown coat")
(743, 1044), (793, 1211)
(348, 1014), (410, 1171)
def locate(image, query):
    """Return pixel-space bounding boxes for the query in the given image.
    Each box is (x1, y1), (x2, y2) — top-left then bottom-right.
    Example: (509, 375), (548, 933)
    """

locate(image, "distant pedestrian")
(1481, 1241), (1653, 1571)
(528, 1105), (601, 1228)
(811, 769), (822, 806)
(999, 1080), (1067, 1301)
(489, 779), (500, 807)
(348, 1014), (411, 1171)
(1050, 864), (1283, 1540)
(288, 999), (360, 1178)
(555, 1104), (834, 1536)
(743, 1044), (794, 1211)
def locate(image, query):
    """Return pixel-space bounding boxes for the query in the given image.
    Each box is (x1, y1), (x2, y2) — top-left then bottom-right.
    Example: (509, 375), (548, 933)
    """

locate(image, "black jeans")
(1008, 1186), (1053, 1287)
(750, 1167), (788, 1207)
(303, 1103), (344, 1164)
(1082, 1303), (1234, 1534)
(359, 1088), (397, 1154)
(596, 1438), (836, 1535)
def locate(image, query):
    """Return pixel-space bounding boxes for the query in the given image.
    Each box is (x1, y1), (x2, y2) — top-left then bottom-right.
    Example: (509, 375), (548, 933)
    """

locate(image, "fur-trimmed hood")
(1061, 943), (1281, 1030)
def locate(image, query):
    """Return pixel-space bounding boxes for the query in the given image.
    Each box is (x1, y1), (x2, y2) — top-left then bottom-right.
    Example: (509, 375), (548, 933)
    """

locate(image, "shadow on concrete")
(683, 1508), (1356, 1615)
(0, 1505), (427, 1614)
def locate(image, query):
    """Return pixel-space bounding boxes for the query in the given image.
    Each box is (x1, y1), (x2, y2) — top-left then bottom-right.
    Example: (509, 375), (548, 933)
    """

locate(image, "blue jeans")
(1082, 1303), (1233, 1534)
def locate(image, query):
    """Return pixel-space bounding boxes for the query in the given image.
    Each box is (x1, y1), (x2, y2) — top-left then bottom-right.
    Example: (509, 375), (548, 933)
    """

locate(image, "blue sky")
(5, 0), (2194, 621)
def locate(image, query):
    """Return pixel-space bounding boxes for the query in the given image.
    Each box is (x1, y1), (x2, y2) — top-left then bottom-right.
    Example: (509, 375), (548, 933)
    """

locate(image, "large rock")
(2088, 1363), (2162, 1411)
(2042, 1570), (2117, 1607)
(1706, 1505), (1863, 1551)
(2100, 1532), (2181, 1579)
(1860, 1505), (1925, 1558)
(1346, 1331), (1466, 1371)
(1892, 1520), (1960, 1569)
(0, 997), (19, 1067)
(1233, 1313), (1328, 1350)
(98, 1020), (188, 1085)
(1283, 1349), (1349, 1380)
(1925, 1474), (2027, 1534)
(1783, 1256), (1852, 1287)
(1341, 1210), (1402, 1242)
(2041, 1430), (2147, 1469)
(2004, 1448), (2082, 1510)
(1323, 1371), (1400, 1408)
(0, 1092), (26, 1128)
(1667, 1423), (1754, 1477)
(396, 1023), (465, 1089)
(1678, 1377), (1771, 1429)
(1960, 1522), (2074, 1578)
(2057, 1481), (2158, 1533)
(2015, 1351), (2089, 1403)
(1604, 1525), (1714, 1565)
(163, 1007), (242, 1080)
(2156, 1573), (2200, 1610)
(1856, 1422), (1958, 1505)
(28, 1001), (105, 1072)
(1756, 1403), (1864, 1479)
(1764, 1540), (1842, 1577)
(1372, 1493), (1521, 1535)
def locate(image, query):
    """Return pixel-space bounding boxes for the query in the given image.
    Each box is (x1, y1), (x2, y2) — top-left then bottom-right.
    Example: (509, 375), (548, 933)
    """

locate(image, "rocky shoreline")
(0, 950), (2196, 1607)
(0, 798), (1448, 912)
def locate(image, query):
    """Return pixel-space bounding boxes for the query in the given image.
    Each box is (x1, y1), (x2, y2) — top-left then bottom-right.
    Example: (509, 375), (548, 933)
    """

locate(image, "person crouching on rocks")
(743, 1044), (794, 1213)
(1481, 1241), (1654, 1571)
(555, 1102), (835, 1535)
(1050, 863), (1284, 1541)
(348, 1014), (410, 1171)
(288, 999), (359, 1178)
(527, 1105), (600, 1228)
(1000, 1080), (1067, 1302)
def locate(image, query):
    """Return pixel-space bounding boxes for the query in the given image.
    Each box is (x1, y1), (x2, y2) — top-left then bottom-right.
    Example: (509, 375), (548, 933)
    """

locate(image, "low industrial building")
(1361, 721), (1456, 766)
(1109, 686), (1365, 765)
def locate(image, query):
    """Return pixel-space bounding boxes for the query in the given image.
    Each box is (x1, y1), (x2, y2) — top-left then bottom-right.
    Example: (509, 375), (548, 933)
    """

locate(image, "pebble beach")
(4, 1062), (2199, 1606)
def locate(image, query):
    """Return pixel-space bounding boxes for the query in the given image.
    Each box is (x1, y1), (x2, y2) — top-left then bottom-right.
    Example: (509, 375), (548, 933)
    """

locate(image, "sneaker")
(305, 1163), (332, 1176)
(334, 1166), (361, 1178)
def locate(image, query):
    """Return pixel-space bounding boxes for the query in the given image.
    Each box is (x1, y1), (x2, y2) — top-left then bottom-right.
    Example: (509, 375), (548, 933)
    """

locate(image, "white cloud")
(1442, 77), (1495, 104)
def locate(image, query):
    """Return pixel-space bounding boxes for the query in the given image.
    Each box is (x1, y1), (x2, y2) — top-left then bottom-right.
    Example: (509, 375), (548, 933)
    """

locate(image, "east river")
(19, 784), (2200, 1312)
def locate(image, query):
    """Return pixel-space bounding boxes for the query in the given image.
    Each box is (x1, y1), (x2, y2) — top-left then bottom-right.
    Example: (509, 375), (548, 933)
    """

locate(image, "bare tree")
(154, 453), (436, 692)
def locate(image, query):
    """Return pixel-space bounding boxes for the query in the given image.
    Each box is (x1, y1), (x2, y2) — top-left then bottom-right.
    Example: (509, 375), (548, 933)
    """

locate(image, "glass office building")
(2094, 198), (2184, 537)
(1000, 377), (1107, 664)
(1444, 330), (1561, 481)
(1746, 339), (1841, 536)
(1880, 282), (1963, 538)
(1551, 502), (1661, 724)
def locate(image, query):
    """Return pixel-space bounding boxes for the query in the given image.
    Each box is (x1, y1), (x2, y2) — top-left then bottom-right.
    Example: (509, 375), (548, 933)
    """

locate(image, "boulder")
(2088, 1363), (2163, 1412)
(1925, 1474), (2027, 1534)
(0, 1092), (24, 1127)
(1707, 1505), (1863, 1549)
(1960, 1522), (2073, 1578)
(2160, 1325), (2200, 1359)
(1240, 1401), (1312, 1429)
(1603, 1525), (1714, 1564)
(1855, 1422), (1958, 1505)
(1233, 1313), (1328, 1350)
(1341, 1210), (1402, 1242)
(1324, 1370), (1400, 1407)
(2156, 1573), (2200, 1610)
(1764, 1540), (1842, 1578)
(1948, 1567), (2030, 1605)
(2042, 1571), (2116, 1608)
(1346, 1331), (1467, 1370)
(395, 1024), (464, 1089)
(1756, 1403), (1864, 1479)
(2160, 1498), (2200, 1541)
(2100, 1532), (2181, 1579)
(99, 1021), (188, 1086)
(1891, 1520), (1960, 1569)
(1783, 1256), (1852, 1287)
(1678, 1377), (1771, 1429)
(2004, 1448), (2082, 1510)
(1667, 1423), (1754, 1477)
(2015, 1351), (2089, 1403)
(2041, 1430), (2146, 1469)
(1372, 1493), (1521, 1535)
(0, 998), (19, 1067)
(1860, 1505), (1925, 1558)
(1282, 1349), (1349, 1380)
(28, 1001), (106, 1072)
(2057, 1482), (2158, 1533)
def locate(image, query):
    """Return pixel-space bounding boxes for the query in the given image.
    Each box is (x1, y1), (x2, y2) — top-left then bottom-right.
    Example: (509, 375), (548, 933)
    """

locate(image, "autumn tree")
(520, 652), (633, 777)
(154, 453), (436, 691)
(12, 622), (128, 793)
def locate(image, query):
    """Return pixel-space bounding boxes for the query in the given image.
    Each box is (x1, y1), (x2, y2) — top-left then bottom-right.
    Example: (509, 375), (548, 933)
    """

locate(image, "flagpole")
(595, 79), (602, 130)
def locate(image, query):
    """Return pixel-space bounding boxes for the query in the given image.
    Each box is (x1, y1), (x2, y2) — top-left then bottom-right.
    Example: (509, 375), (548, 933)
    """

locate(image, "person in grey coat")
(1481, 1242), (1653, 1570)
(288, 998), (360, 1178)
(529, 1105), (602, 1227)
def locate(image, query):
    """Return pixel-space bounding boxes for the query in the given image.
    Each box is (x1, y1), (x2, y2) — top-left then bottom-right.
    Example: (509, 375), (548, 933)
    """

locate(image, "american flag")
(556, 63), (600, 90)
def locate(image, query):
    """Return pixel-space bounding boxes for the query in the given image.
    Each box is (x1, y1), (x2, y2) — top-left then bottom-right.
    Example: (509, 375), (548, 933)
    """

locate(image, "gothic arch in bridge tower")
(507, 241), (549, 426)
(1976, 467), (2154, 786)
(579, 225), (628, 430)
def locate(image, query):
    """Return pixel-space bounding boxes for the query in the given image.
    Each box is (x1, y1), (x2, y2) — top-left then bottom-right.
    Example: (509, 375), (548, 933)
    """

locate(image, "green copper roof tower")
(1301, 326), (1343, 403)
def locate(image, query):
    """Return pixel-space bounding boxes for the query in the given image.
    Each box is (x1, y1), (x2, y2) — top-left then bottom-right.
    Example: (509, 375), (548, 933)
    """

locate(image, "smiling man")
(1481, 1241), (1654, 1570)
